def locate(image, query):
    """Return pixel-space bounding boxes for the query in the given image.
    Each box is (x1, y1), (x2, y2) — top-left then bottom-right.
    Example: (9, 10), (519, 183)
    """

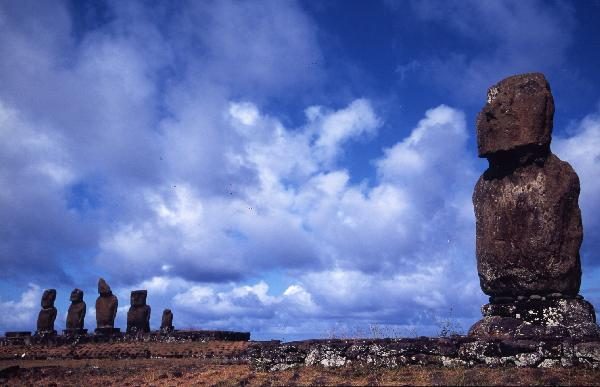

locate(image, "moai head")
(98, 278), (112, 296)
(476, 73), (554, 158)
(41, 289), (57, 309)
(70, 288), (84, 303)
(131, 290), (147, 307)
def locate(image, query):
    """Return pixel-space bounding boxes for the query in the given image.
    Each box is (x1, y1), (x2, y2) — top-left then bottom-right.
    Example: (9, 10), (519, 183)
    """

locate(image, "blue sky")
(1, 0), (600, 340)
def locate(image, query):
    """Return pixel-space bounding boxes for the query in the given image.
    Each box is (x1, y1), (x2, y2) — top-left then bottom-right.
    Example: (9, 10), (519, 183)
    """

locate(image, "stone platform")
(247, 337), (600, 371)
(0, 329), (250, 346)
(0, 333), (599, 369)
(469, 296), (600, 340)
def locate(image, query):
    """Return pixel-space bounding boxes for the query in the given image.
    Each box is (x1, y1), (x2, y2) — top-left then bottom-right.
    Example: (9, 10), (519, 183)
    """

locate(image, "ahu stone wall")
(248, 337), (600, 371)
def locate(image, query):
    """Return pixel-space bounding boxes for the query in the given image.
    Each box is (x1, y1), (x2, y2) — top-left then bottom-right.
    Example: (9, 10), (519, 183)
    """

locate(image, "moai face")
(98, 278), (112, 296)
(70, 288), (84, 303)
(476, 73), (554, 158)
(131, 290), (147, 307)
(41, 289), (57, 309)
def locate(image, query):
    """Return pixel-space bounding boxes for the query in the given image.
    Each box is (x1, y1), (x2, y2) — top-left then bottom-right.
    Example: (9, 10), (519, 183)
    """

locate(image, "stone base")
(5, 331), (31, 338)
(126, 327), (150, 335)
(63, 328), (88, 336)
(34, 330), (57, 337)
(469, 297), (600, 340)
(160, 326), (175, 334)
(94, 327), (121, 335)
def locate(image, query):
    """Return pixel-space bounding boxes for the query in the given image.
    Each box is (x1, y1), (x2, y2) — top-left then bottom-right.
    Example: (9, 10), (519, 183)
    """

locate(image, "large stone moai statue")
(126, 290), (151, 334)
(65, 288), (87, 335)
(160, 309), (174, 334)
(470, 73), (599, 339)
(95, 278), (120, 334)
(36, 289), (57, 335)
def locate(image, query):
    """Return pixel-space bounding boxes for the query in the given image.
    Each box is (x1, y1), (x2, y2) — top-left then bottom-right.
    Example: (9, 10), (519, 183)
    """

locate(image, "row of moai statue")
(35, 278), (175, 336)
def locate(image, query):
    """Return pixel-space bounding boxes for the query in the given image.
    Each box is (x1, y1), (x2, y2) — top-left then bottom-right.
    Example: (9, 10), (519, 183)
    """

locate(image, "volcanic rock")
(473, 72), (583, 297)
(65, 288), (87, 335)
(36, 289), (57, 335)
(469, 72), (600, 340)
(95, 278), (119, 331)
(160, 309), (174, 333)
(127, 290), (151, 334)
(470, 297), (600, 340)
(476, 73), (554, 157)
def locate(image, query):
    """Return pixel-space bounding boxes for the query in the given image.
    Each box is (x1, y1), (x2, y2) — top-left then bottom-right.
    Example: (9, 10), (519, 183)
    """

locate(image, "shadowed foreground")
(2, 358), (600, 386)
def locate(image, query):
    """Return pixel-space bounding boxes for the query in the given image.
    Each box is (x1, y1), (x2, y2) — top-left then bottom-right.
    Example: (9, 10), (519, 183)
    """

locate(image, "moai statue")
(160, 309), (174, 333)
(36, 289), (57, 335)
(95, 278), (120, 334)
(469, 73), (600, 339)
(126, 290), (151, 334)
(64, 288), (87, 335)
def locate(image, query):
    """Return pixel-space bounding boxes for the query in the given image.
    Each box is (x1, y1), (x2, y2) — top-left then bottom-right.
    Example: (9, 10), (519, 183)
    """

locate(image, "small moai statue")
(160, 309), (174, 333)
(36, 289), (57, 335)
(469, 73), (600, 339)
(95, 278), (120, 334)
(126, 290), (151, 334)
(64, 288), (87, 335)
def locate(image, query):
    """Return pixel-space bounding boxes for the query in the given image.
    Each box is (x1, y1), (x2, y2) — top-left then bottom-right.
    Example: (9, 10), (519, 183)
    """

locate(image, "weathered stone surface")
(246, 337), (600, 370)
(93, 327), (120, 335)
(1, 329), (250, 350)
(127, 290), (150, 334)
(1, 333), (599, 369)
(575, 342), (600, 362)
(474, 73), (583, 297)
(471, 298), (599, 340)
(160, 309), (174, 333)
(476, 73), (554, 157)
(474, 154), (583, 296)
(36, 289), (57, 334)
(66, 288), (86, 330)
(482, 298), (596, 332)
(470, 72), (599, 341)
(4, 332), (31, 338)
(468, 316), (522, 339)
(95, 278), (118, 330)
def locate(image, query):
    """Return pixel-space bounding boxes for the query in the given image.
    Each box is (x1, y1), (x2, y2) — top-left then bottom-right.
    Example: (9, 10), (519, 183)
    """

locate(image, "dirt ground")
(2, 358), (600, 386)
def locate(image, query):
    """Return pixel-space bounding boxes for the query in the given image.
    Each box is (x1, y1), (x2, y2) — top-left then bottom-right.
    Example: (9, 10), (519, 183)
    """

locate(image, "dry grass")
(3, 359), (600, 386)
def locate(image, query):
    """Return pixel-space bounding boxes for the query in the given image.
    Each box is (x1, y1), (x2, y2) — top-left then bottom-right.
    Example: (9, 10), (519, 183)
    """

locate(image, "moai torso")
(66, 288), (86, 330)
(95, 278), (118, 328)
(473, 73), (583, 297)
(37, 289), (57, 333)
(127, 290), (151, 333)
(160, 309), (174, 333)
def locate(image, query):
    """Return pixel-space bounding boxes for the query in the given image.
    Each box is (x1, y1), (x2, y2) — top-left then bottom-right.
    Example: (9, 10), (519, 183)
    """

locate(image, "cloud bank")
(0, 1), (599, 339)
